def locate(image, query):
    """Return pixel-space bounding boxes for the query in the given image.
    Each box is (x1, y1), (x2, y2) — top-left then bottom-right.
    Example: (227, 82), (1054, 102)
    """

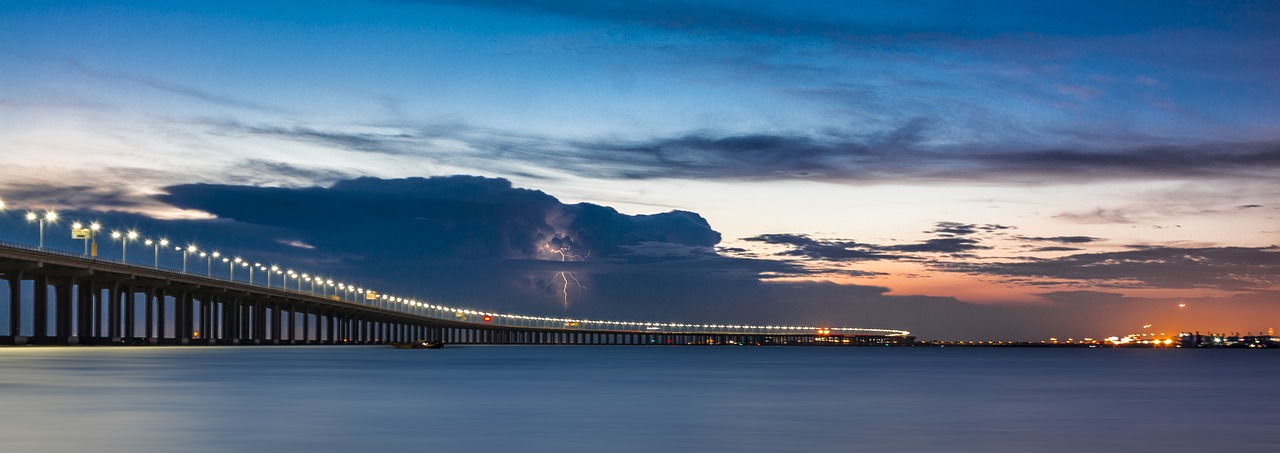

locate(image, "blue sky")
(2, 1), (1278, 339)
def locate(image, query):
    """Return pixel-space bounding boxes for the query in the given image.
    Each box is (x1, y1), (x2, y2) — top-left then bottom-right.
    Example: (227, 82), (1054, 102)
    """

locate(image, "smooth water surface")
(1, 346), (1277, 452)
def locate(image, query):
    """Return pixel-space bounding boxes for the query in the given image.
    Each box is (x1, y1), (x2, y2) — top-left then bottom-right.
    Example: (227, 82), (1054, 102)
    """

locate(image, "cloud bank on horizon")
(1, 0), (1278, 338)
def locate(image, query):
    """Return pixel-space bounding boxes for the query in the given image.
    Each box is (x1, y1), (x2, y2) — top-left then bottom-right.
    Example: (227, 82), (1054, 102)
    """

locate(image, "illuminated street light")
(231, 257), (243, 281)
(110, 230), (137, 262)
(181, 245), (197, 273)
(27, 210), (57, 249)
(89, 222), (100, 256)
(269, 265), (279, 288)
(144, 238), (169, 268)
(205, 251), (219, 276)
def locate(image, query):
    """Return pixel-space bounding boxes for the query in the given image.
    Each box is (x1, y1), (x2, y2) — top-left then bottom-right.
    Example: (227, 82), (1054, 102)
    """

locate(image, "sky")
(1, 0), (1278, 340)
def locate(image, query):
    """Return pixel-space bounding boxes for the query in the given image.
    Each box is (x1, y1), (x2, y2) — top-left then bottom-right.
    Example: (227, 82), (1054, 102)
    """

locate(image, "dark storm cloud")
(889, 237), (989, 255)
(925, 222), (1012, 237)
(943, 246), (1280, 291)
(744, 234), (901, 262)
(743, 223), (995, 262)
(160, 176), (720, 261)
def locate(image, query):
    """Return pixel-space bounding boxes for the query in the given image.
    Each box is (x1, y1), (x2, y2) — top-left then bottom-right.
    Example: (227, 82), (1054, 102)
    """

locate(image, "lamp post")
(269, 265), (278, 288)
(144, 238), (169, 268)
(203, 251), (219, 276)
(111, 230), (137, 262)
(181, 245), (197, 273)
(27, 210), (58, 249)
(231, 257), (243, 281)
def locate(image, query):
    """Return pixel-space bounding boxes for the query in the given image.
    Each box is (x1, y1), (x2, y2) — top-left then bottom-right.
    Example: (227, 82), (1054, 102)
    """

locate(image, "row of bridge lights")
(0, 199), (910, 336)
(1, 204), (378, 304)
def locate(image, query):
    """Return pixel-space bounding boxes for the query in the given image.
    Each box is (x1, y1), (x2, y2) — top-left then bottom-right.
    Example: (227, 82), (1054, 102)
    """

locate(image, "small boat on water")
(389, 340), (445, 349)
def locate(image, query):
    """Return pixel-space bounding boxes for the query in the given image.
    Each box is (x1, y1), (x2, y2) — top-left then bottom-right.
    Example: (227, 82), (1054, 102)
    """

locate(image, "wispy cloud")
(943, 246), (1280, 291)
(204, 116), (1280, 185)
(66, 59), (290, 114)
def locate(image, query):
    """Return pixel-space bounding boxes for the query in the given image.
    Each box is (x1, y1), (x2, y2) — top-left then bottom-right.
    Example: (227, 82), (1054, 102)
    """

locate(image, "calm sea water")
(1, 346), (1276, 452)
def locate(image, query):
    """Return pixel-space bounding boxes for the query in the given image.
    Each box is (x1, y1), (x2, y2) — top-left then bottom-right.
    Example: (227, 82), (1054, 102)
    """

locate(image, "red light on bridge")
(483, 315), (492, 322)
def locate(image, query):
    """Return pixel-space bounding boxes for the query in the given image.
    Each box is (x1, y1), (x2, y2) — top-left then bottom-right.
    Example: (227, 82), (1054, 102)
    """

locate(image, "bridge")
(0, 239), (913, 347)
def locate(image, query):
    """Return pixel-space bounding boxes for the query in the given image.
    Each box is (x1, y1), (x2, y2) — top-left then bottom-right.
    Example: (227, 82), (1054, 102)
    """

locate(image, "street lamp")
(232, 257), (243, 281)
(89, 222), (100, 256)
(181, 245), (197, 273)
(269, 265), (279, 288)
(111, 230), (137, 262)
(144, 238), (169, 268)
(203, 251), (219, 276)
(27, 210), (57, 249)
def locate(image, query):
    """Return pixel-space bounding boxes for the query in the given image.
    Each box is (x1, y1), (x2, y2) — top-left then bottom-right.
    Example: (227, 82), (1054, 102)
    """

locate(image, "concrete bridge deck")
(0, 241), (912, 346)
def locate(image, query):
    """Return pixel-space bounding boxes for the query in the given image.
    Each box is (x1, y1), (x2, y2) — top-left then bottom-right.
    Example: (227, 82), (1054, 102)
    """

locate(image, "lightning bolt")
(547, 242), (588, 309)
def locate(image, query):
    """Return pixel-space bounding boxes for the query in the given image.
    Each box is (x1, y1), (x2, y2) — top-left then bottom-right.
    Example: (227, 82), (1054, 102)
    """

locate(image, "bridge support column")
(106, 282), (122, 341)
(155, 289), (167, 343)
(124, 285), (137, 342)
(180, 291), (195, 344)
(54, 278), (74, 344)
(77, 280), (93, 341)
(32, 274), (49, 341)
(283, 302), (294, 344)
(143, 287), (155, 343)
(301, 305), (311, 344)
(5, 272), (23, 344)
